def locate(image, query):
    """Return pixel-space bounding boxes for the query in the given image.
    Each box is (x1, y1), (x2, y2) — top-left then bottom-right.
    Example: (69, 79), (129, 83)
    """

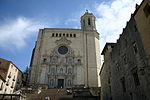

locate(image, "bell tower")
(81, 10), (96, 31)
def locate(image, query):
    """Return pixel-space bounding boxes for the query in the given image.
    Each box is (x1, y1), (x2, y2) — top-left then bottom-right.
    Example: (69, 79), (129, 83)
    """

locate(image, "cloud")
(95, 0), (142, 51)
(0, 17), (47, 49)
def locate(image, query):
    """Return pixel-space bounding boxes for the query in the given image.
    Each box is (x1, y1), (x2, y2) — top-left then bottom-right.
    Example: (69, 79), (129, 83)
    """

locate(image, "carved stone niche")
(67, 57), (74, 64)
(55, 37), (71, 45)
(59, 57), (66, 64)
(50, 56), (58, 63)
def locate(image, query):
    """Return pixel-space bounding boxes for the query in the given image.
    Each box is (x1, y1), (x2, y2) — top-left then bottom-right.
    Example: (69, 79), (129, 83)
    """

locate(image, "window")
(58, 46), (68, 55)
(0, 61), (1, 64)
(70, 34), (72, 37)
(73, 34), (76, 37)
(133, 71), (140, 86)
(6, 79), (9, 86)
(134, 25), (138, 32)
(66, 34), (69, 37)
(133, 42), (138, 54)
(52, 33), (54, 37)
(116, 63), (120, 71)
(4, 88), (7, 94)
(13, 76), (15, 81)
(120, 77), (126, 92)
(11, 82), (14, 88)
(8, 72), (11, 78)
(43, 58), (47, 62)
(83, 20), (85, 26)
(56, 33), (58, 37)
(123, 54), (127, 64)
(143, 3), (150, 17)
(88, 18), (91, 25)
(63, 33), (65, 37)
(59, 33), (62, 37)
(0, 82), (3, 90)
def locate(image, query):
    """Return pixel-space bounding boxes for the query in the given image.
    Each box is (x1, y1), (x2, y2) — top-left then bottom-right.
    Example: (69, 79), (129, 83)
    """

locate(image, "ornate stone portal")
(43, 37), (82, 88)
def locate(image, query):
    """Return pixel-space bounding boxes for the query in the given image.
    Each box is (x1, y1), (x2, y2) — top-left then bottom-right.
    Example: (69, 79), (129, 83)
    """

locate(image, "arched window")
(59, 33), (62, 37)
(73, 34), (76, 37)
(52, 33), (54, 37)
(70, 34), (72, 37)
(66, 34), (69, 37)
(83, 20), (85, 26)
(63, 33), (65, 37)
(88, 18), (91, 25)
(56, 33), (58, 37)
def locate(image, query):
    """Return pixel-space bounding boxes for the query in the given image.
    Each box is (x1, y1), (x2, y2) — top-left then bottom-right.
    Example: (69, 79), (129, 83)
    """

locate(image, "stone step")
(26, 88), (72, 100)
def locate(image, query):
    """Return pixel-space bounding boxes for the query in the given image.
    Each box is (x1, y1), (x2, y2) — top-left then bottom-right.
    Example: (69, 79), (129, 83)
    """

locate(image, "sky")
(0, 0), (142, 72)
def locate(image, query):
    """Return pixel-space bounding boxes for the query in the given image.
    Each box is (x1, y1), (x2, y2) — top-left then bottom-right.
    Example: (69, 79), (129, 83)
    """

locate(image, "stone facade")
(0, 58), (22, 94)
(100, 0), (150, 100)
(29, 11), (101, 88)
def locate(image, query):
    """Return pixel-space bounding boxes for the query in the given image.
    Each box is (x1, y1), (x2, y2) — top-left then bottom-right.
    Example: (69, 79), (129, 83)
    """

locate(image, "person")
(45, 96), (50, 100)
(57, 89), (60, 93)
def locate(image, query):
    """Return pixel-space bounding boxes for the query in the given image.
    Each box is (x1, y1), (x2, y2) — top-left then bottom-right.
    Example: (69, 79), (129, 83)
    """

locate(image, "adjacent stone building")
(0, 58), (22, 94)
(29, 11), (101, 88)
(100, 0), (150, 100)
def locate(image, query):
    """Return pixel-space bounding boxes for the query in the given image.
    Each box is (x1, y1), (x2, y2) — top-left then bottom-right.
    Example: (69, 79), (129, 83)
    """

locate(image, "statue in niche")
(68, 68), (72, 74)
(50, 79), (54, 86)
(68, 79), (71, 86)
(51, 57), (57, 63)
(60, 57), (66, 64)
(60, 68), (63, 74)
(51, 68), (55, 74)
(67, 57), (73, 64)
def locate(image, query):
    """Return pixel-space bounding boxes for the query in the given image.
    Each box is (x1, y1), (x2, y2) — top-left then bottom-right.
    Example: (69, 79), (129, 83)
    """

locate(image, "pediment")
(55, 37), (71, 45)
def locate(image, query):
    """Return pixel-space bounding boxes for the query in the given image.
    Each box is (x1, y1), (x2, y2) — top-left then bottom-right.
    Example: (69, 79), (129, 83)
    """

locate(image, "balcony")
(8, 75), (11, 78)
(6, 82), (9, 86)
(13, 78), (15, 81)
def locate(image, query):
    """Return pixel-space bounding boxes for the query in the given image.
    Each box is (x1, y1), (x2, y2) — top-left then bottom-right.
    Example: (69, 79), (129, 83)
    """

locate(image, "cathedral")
(29, 11), (101, 88)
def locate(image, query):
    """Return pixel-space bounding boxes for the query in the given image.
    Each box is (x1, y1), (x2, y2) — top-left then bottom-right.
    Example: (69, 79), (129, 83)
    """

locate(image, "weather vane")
(86, 9), (89, 13)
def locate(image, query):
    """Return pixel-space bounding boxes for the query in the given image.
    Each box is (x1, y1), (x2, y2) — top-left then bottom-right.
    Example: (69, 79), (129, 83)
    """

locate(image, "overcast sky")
(0, 0), (142, 71)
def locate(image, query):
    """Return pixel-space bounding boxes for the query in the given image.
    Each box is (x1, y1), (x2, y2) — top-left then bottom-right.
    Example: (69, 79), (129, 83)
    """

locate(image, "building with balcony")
(0, 58), (22, 94)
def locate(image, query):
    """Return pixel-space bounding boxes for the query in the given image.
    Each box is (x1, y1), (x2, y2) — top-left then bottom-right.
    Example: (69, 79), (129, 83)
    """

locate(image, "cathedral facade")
(29, 11), (101, 88)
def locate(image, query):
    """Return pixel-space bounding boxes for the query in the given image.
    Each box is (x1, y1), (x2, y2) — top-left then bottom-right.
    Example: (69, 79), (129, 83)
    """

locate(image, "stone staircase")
(26, 88), (72, 100)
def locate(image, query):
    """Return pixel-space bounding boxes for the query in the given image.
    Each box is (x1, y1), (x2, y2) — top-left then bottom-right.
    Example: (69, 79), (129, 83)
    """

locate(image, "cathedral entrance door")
(57, 79), (64, 88)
